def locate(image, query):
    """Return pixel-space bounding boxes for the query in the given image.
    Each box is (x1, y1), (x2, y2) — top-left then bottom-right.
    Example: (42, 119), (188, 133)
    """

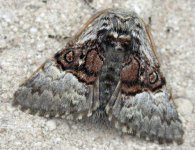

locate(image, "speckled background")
(0, 0), (194, 149)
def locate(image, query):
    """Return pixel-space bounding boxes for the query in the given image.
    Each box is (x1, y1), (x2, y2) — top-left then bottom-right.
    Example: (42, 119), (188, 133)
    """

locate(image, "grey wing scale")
(106, 86), (184, 144)
(13, 59), (95, 119)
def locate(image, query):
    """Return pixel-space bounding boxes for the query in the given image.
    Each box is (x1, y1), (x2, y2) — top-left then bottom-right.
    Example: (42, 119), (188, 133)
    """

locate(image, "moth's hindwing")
(106, 86), (184, 144)
(14, 45), (103, 119)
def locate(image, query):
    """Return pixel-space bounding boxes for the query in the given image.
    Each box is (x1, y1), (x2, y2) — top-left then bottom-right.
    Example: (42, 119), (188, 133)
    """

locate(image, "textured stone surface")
(174, 98), (194, 116)
(0, 0), (195, 149)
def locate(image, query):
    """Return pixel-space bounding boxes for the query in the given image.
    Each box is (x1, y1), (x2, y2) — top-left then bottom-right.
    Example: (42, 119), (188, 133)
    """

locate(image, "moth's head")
(104, 31), (131, 52)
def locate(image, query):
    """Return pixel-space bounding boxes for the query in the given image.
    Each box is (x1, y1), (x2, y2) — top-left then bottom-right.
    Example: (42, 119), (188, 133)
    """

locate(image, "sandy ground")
(0, 0), (195, 149)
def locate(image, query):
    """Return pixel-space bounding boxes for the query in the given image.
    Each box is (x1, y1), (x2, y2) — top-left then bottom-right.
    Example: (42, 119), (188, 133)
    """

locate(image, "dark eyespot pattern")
(149, 72), (158, 84)
(64, 51), (74, 63)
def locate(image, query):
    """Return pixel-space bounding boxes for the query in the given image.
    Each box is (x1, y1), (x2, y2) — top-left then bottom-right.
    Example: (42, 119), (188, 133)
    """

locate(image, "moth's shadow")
(56, 115), (145, 145)
(60, 115), (115, 132)
(56, 115), (180, 146)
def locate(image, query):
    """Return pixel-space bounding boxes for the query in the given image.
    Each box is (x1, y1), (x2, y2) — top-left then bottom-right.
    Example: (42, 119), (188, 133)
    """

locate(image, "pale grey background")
(0, 0), (194, 149)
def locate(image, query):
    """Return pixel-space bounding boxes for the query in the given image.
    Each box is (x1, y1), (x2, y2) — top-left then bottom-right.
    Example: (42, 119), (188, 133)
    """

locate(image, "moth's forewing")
(13, 46), (102, 119)
(13, 9), (106, 119)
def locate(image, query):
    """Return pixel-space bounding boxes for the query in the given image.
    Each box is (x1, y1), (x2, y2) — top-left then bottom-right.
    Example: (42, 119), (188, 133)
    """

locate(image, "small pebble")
(30, 27), (38, 34)
(46, 120), (57, 131)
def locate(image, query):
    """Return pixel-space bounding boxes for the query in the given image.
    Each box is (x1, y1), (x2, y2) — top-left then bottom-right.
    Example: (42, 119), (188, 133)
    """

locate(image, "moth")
(13, 8), (184, 144)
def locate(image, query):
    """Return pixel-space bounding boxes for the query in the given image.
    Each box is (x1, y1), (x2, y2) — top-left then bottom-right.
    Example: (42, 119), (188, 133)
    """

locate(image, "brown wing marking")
(120, 55), (166, 95)
(54, 44), (104, 84)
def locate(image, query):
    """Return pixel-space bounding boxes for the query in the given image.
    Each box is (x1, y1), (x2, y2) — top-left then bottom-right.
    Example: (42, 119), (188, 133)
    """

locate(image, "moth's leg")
(92, 77), (100, 111)
(75, 84), (94, 120)
(105, 80), (121, 118)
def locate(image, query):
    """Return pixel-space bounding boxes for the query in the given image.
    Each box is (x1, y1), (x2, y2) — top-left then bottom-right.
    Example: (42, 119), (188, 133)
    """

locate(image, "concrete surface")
(0, 0), (194, 149)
